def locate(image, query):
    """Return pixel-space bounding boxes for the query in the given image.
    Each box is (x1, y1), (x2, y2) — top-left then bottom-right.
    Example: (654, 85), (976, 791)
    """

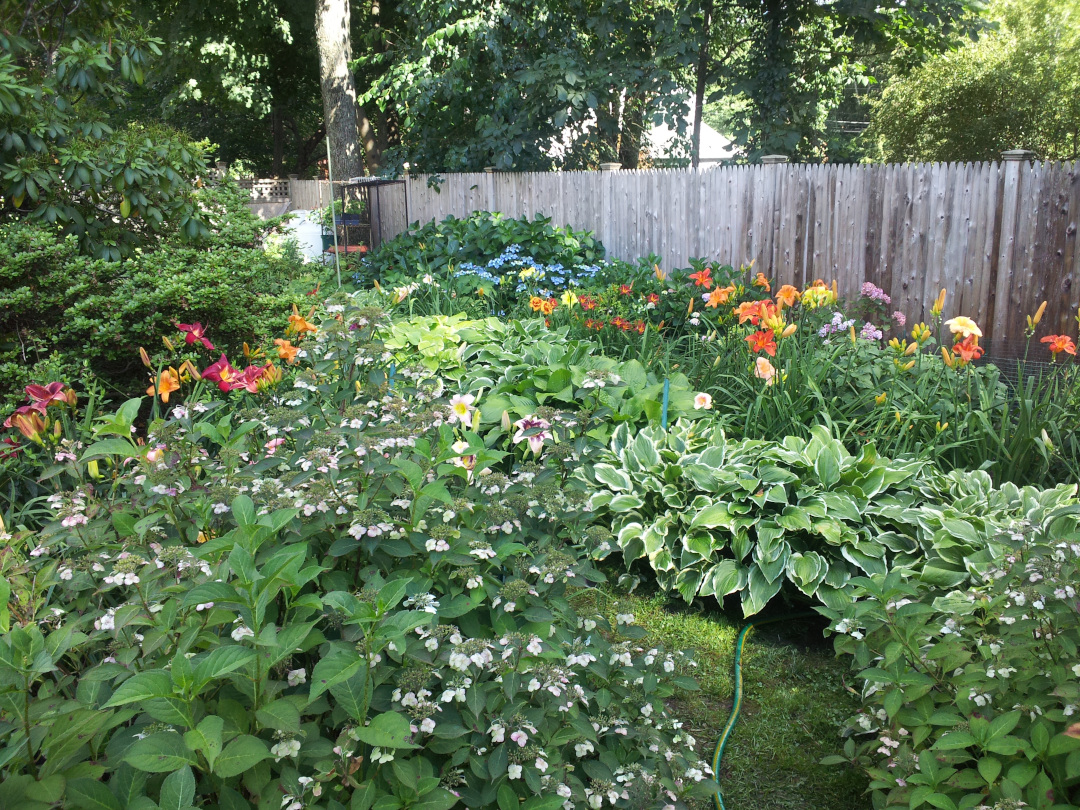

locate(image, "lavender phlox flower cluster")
(819, 311), (856, 338)
(861, 282), (892, 304)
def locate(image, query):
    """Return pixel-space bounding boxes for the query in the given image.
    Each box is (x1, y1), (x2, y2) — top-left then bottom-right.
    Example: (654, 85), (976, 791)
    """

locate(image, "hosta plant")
(820, 506), (1080, 810)
(579, 421), (1078, 615)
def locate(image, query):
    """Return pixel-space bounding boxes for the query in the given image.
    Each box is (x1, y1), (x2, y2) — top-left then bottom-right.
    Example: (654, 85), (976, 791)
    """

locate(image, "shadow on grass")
(574, 585), (868, 810)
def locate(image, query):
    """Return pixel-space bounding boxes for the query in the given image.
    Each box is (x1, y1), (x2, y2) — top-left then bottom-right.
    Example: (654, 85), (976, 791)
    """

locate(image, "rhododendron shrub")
(0, 313), (716, 809)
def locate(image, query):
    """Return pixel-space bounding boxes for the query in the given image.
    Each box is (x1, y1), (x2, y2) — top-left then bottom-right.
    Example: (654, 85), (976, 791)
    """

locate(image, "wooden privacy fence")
(364, 156), (1079, 354)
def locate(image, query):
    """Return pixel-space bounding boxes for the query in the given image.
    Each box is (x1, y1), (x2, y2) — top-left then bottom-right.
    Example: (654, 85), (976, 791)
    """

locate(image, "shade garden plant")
(4, 212), (1080, 810)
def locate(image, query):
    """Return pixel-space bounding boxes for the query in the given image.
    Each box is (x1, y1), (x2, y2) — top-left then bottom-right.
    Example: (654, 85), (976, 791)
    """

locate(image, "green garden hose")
(711, 612), (817, 810)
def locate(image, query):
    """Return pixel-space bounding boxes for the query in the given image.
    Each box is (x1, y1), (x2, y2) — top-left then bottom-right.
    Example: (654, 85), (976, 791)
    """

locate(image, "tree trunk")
(692, 0), (714, 169)
(359, 104), (380, 173)
(619, 94), (646, 169)
(271, 107), (285, 177)
(315, 0), (364, 180)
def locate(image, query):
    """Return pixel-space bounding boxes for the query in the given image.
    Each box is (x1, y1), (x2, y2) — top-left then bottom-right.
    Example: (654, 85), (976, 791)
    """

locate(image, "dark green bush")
(0, 186), (323, 408)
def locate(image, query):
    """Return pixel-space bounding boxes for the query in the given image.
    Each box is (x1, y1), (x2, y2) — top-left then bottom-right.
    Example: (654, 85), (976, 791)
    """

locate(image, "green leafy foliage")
(0, 300), (719, 809)
(0, 186), (319, 408)
(868, 0), (1080, 162)
(820, 507), (1080, 809)
(579, 420), (1078, 615)
(0, 1), (212, 259)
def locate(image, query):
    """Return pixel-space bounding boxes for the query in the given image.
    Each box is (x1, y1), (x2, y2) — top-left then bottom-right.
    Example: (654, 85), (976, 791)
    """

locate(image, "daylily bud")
(1032, 301), (1047, 326)
(472, 407), (482, 431)
(501, 410), (512, 432)
(243, 342), (251, 359)
(163, 335), (175, 351)
(904, 342), (918, 356)
(875, 392), (887, 405)
(831, 279), (838, 299)
(87, 459), (101, 479)
(139, 347), (152, 368)
(849, 325), (857, 345)
(941, 347), (954, 368)
(902, 360), (916, 371)
(931, 288), (946, 317)
(781, 323), (797, 338)
(687, 298), (694, 315)
(1041, 428), (1054, 452)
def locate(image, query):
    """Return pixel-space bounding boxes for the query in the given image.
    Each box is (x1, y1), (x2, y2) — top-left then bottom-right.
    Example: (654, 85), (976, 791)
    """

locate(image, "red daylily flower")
(1041, 334), (1077, 357)
(745, 329), (778, 357)
(177, 322), (215, 351)
(25, 382), (76, 410)
(202, 355), (244, 392)
(646, 293), (660, 306)
(236, 365), (267, 393)
(952, 335), (984, 364)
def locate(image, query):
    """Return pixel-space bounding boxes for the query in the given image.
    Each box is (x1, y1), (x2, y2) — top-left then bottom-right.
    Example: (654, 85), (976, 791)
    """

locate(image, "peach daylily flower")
(754, 356), (777, 386)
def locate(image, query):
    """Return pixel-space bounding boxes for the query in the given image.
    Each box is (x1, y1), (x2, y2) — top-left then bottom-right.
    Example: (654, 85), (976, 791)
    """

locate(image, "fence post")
(761, 155), (789, 165)
(484, 166), (495, 213)
(989, 149), (1035, 346)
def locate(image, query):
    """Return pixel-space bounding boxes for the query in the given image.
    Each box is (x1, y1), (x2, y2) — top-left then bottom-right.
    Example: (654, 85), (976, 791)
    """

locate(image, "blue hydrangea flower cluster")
(452, 245), (607, 293)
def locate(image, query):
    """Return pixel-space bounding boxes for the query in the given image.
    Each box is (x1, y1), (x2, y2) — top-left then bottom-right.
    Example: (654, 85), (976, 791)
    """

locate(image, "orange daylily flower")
(752, 272), (771, 292)
(529, 296), (544, 312)
(688, 267), (713, 289)
(952, 335), (984, 364)
(745, 329), (777, 357)
(147, 367), (181, 403)
(706, 285), (736, 308)
(775, 285), (801, 307)
(275, 338), (300, 364)
(1041, 334), (1077, 358)
(540, 298), (558, 315)
(288, 304), (318, 336)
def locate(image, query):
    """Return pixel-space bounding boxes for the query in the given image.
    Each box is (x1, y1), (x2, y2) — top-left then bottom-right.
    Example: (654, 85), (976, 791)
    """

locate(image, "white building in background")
(550, 94), (738, 166)
(647, 96), (738, 165)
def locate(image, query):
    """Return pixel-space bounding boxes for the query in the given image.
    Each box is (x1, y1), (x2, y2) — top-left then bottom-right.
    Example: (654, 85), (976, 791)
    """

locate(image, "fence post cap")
(599, 162), (622, 172)
(1001, 149), (1034, 161)
(761, 154), (790, 164)
(287, 174), (298, 179)
(483, 166), (496, 173)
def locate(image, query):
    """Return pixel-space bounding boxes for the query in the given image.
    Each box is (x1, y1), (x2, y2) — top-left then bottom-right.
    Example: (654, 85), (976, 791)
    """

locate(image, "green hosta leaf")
(609, 493), (645, 511)
(123, 732), (197, 773)
(689, 503), (733, 531)
(213, 735), (271, 778)
(702, 560), (745, 597)
(354, 712), (420, 749)
(742, 566), (783, 617)
(813, 444), (842, 488)
(592, 464), (633, 491)
(786, 551), (827, 595)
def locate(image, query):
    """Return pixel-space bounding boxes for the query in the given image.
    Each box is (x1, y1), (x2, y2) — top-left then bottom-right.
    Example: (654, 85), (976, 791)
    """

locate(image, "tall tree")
(867, 0), (1080, 161)
(357, 0), (697, 172)
(0, 0), (209, 258)
(315, 0), (366, 178)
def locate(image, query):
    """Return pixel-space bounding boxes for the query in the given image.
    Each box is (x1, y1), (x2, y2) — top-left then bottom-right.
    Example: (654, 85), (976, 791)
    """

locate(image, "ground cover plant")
(0, 304), (720, 810)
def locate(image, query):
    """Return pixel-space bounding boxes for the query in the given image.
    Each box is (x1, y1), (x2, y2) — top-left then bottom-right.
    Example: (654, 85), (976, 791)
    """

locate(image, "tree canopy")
(867, 0), (1080, 162)
(0, 0), (210, 259)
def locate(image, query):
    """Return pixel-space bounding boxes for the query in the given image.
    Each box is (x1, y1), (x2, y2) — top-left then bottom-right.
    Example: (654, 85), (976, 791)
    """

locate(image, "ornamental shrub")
(821, 506), (1080, 809)
(579, 420), (1078, 615)
(0, 299), (718, 810)
(0, 187), (322, 409)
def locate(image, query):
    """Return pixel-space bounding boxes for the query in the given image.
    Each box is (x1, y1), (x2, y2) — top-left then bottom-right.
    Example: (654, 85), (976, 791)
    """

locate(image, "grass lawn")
(581, 588), (869, 810)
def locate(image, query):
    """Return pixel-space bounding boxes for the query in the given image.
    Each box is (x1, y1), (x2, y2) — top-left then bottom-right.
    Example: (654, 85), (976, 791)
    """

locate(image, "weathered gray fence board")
(323, 161), (1077, 349)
